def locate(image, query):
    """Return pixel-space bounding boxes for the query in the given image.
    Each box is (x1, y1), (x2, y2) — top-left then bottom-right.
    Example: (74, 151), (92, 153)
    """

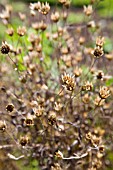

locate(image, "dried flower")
(1, 41), (10, 54)
(62, 73), (75, 91)
(99, 86), (110, 99)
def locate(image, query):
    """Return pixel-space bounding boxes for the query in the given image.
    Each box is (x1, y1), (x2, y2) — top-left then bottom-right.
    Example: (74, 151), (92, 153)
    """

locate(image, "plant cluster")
(0, 0), (113, 170)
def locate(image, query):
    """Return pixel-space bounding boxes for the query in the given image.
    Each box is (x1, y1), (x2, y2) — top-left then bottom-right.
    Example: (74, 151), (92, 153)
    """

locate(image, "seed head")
(55, 150), (63, 159)
(6, 103), (14, 112)
(17, 26), (26, 36)
(1, 41), (10, 54)
(82, 81), (93, 91)
(83, 5), (93, 16)
(93, 46), (104, 58)
(99, 86), (110, 99)
(19, 136), (29, 146)
(96, 36), (105, 48)
(62, 73), (75, 91)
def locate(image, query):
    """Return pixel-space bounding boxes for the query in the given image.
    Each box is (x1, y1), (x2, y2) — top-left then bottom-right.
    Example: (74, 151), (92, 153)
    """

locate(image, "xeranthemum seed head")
(99, 86), (110, 99)
(62, 73), (75, 91)
(1, 41), (10, 54)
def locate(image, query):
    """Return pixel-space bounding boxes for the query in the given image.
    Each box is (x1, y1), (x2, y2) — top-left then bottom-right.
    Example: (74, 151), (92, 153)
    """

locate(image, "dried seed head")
(48, 112), (57, 125)
(82, 81), (93, 91)
(83, 5), (93, 16)
(62, 73), (75, 91)
(51, 11), (60, 22)
(19, 136), (29, 146)
(54, 102), (62, 111)
(51, 163), (62, 170)
(79, 36), (85, 45)
(91, 135), (101, 147)
(95, 70), (104, 80)
(98, 145), (105, 153)
(96, 36), (105, 48)
(6, 28), (14, 36)
(6, 103), (14, 112)
(0, 120), (7, 131)
(1, 41), (10, 54)
(24, 115), (34, 126)
(33, 105), (44, 117)
(39, 2), (50, 15)
(82, 93), (90, 104)
(86, 132), (92, 140)
(74, 67), (82, 77)
(17, 26), (26, 36)
(99, 86), (110, 99)
(19, 12), (26, 21)
(39, 20), (47, 31)
(94, 96), (105, 106)
(55, 150), (63, 159)
(93, 46), (104, 58)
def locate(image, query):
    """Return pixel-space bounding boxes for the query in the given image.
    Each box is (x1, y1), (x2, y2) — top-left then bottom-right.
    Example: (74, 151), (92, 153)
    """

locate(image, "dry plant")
(0, 0), (113, 169)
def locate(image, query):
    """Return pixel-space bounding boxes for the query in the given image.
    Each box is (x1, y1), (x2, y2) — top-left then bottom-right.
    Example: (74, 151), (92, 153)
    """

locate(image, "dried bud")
(1, 41), (10, 54)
